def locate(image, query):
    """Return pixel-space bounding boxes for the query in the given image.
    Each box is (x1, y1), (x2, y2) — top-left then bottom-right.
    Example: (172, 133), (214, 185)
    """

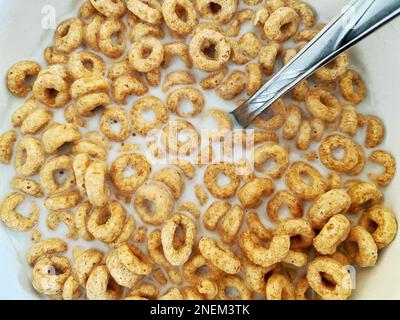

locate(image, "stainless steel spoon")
(231, 0), (400, 128)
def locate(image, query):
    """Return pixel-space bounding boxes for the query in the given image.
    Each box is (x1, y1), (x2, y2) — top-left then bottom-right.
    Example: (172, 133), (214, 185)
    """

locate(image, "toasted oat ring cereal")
(11, 177), (43, 198)
(359, 206), (397, 249)
(0, 131), (17, 164)
(89, 0), (127, 17)
(74, 202), (94, 241)
(239, 230), (290, 268)
(345, 226), (378, 267)
(264, 7), (299, 42)
(127, 0), (163, 25)
(44, 46), (69, 65)
(197, 279), (218, 299)
(40, 155), (75, 195)
(32, 72), (70, 109)
(198, 236), (241, 274)
(76, 93), (111, 117)
(275, 218), (315, 250)
(258, 42), (281, 75)
(86, 265), (122, 300)
(313, 214), (351, 255)
(71, 75), (109, 99)
(20, 108), (52, 135)
(339, 69), (367, 105)
(163, 71), (195, 93)
(0, 192), (39, 232)
(126, 281), (160, 299)
(7, 61), (41, 97)
(130, 96), (168, 136)
(116, 243), (153, 275)
(62, 276), (81, 300)
(307, 256), (352, 300)
(252, 99), (287, 131)
(315, 53), (349, 81)
(365, 115), (385, 149)
(73, 248), (104, 286)
(68, 51), (106, 80)
(85, 160), (111, 208)
(368, 150), (396, 187)
(266, 273), (295, 300)
(42, 123), (81, 154)
(84, 15), (105, 51)
(100, 107), (131, 142)
(108, 215), (137, 248)
(288, 0), (315, 27)
(167, 88), (205, 118)
(285, 161), (327, 201)
(282, 105), (302, 140)
(218, 205), (244, 244)
(47, 211), (78, 240)
(129, 37), (164, 73)
(134, 183), (174, 225)
(161, 214), (196, 266)
(54, 18), (84, 53)
(339, 105), (358, 136)
(203, 201), (231, 231)
(189, 28), (231, 72)
(113, 75), (148, 104)
(99, 18), (126, 59)
(162, 41), (193, 68)
(319, 135), (359, 172)
(110, 154), (151, 194)
(147, 229), (172, 268)
(306, 89), (342, 122)
(242, 258), (278, 293)
(44, 190), (81, 211)
(218, 275), (252, 300)
(14, 136), (45, 177)
(238, 178), (275, 209)
(253, 142), (289, 179)
(27, 238), (68, 266)
(12, 101), (37, 127)
(183, 254), (223, 284)
(204, 163), (240, 199)
(32, 256), (71, 296)
(162, 0), (198, 36)
(308, 189), (351, 229)
(246, 212), (273, 241)
(161, 119), (200, 156)
(216, 70), (247, 100)
(195, 0), (237, 24)
(154, 167), (184, 199)
(347, 181), (383, 214)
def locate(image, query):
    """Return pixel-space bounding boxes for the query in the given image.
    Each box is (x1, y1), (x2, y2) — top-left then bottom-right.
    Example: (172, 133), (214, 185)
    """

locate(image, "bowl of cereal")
(0, 0), (399, 300)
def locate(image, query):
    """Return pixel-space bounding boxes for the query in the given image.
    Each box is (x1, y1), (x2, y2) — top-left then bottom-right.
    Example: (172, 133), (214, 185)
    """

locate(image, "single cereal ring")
(339, 105), (358, 136)
(368, 150), (396, 187)
(308, 189), (351, 229)
(42, 123), (81, 154)
(62, 276), (81, 300)
(14, 136), (45, 177)
(79, 0), (98, 22)
(167, 87), (204, 118)
(252, 99), (287, 131)
(71, 75), (109, 99)
(195, 0), (238, 24)
(20, 108), (52, 135)
(99, 18), (127, 59)
(319, 135), (359, 172)
(134, 183), (174, 225)
(32, 71), (70, 109)
(44, 46), (69, 65)
(72, 153), (91, 196)
(100, 107), (131, 142)
(275, 218), (315, 249)
(310, 117), (324, 142)
(131, 96), (168, 136)
(129, 19), (165, 42)
(238, 178), (275, 209)
(239, 32), (261, 59)
(113, 75), (148, 104)
(127, 0), (163, 24)
(347, 142), (365, 176)
(239, 230), (290, 268)
(73, 248), (104, 286)
(259, 43), (281, 75)
(339, 69), (367, 105)
(86, 265), (123, 300)
(129, 37), (164, 73)
(200, 67), (228, 90)
(218, 205), (244, 244)
(162, 0), (198, 36)
(365, 115), (385, 148)
(266, 190), (303, 222)
(40, 155), (75, 195)
(85, 15), (105, 51)
(74, 202), (94, 241)
(189, 29), (231, 72)
(144, 67), (161, 87)
(204, 163), (240, 199)
(163, 71), (195, 93)
(288, 0), (315, 27)
(44, 190), (81, 211)
(116, 243), (153, 275)
(47, 211), (78, 240)
(246, 63), (262, 96)
(198, 236), (241, 274)
(306, 89), (342, 122)
(106, 250), (143, 289)
(347, 181), (383, 214)
(162, 41), (192, 68)
(0, 192), (39, 232)
(218, 275), (252, 300)
(85, 160), (111, 207)
(153, 167), (184, 199)
(253, 142), (289, 179)
(295, 119), (312, 150)
(282, 105), (302, 140)
(12, 99), (38, 127)
(266, 273), (295, 300)
(246, 212), (273, 241)
(54, 18), (84, 53)
(307, 256), (352, 300)
(11, 177), (42, 197)
(315, 53), (349, 81)
(264, 7), (299, 42)
(108, 57), (136, 80)
(197, 279), (218, 299)
(76, 93), (111, 117)
(110, 154), (151, 194)
(345, 226), (378, 267)
(89, 0), (127, 17)
(285, 161), (327, 200)
(32, 256), (71, 296)
(147, 230), (172, 268)
(7, 61), (41, 97)
(68, 51), (106, 80)
(183, 254), (223, 284)
(292, 80), (309, 101)
(226, 8), (254, 37)
(127, 281), (160, 299)
(161, 119), (199, 156)
(27, 238), (68, 266)
(313, 214), (351, 255)
(0, 131), (17, 164)
(161, 214), (197, 266)
(359, 206), (397, 249)
(252, 6), (270, 27)
(216, 70), (247, 100)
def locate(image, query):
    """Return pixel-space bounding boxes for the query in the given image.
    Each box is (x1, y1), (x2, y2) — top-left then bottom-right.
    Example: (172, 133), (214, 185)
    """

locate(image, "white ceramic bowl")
(0, 0), (399, 299)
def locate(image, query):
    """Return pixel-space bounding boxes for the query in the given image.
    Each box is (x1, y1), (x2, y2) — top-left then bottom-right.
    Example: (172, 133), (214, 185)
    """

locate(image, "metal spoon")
(231, 0), (400, 128)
